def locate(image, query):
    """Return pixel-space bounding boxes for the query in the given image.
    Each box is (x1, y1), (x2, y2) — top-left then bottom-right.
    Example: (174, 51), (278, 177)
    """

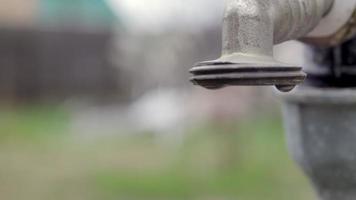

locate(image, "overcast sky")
(107, 0), (224, 32)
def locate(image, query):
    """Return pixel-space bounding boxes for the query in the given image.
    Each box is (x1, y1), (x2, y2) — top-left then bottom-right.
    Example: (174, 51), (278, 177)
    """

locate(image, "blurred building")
(0, 0), (124, 102)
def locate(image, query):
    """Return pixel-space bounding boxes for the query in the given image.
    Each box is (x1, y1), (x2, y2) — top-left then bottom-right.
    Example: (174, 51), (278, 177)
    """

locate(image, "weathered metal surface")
(306, 0), (356, 46)
(190, 0), (334, 92)
(190, 62), (306, 92)
(282, 88), (356, 200)
(303, 9), (356, 46)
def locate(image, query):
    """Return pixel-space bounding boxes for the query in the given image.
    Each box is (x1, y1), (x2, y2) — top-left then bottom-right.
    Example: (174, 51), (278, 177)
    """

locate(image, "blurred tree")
(38, 0), (118, 27)
(0, 0), (126, 103)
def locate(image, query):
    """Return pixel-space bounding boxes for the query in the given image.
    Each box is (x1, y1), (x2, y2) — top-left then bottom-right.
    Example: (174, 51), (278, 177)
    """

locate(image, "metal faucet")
(189, 1), (356, 199)
(190, 0), (334, 92)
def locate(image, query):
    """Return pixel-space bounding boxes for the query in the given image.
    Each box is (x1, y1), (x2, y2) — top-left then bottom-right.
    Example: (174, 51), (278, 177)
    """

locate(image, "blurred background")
(0, 0), (315, 199)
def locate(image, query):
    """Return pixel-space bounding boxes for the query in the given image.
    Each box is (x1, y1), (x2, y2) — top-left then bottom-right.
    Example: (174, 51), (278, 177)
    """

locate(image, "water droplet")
(276, 85), (295, 92)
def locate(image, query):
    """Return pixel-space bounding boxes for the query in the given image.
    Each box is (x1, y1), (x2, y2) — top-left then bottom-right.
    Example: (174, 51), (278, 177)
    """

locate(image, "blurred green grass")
(0, 105), (69, 141)
(0, 106), (315, 200)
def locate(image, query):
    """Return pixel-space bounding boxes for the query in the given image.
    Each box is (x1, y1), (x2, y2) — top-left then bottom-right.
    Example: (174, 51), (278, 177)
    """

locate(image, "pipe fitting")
(305, 0), (356, 46)
(283, 89), (356, 200)
(190, 0), (334, 92)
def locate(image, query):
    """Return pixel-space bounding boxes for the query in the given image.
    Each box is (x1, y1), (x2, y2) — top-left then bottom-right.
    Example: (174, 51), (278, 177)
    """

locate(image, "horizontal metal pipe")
(222, 0), (334, 57)
(273, 0), (334, 43)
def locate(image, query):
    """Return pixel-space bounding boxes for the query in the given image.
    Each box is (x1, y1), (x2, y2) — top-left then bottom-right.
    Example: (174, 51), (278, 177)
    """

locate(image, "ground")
(0, 105), (315, 200)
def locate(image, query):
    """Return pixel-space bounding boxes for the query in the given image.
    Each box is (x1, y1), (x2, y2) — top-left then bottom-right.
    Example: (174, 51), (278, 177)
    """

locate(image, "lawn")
(0, 105), (315, 200)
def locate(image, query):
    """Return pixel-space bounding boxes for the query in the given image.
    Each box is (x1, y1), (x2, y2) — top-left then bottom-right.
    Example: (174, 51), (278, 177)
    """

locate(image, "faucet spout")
(190, 0), (334, 92)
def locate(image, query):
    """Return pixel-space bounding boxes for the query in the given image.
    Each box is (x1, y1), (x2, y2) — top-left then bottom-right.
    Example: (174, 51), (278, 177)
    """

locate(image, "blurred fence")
(0, 26), (121, 102)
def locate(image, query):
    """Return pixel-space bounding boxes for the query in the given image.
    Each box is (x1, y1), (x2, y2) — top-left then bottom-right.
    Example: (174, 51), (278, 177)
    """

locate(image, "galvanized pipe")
(273, 0), (334, 43)
(222, 0), (334, 59)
